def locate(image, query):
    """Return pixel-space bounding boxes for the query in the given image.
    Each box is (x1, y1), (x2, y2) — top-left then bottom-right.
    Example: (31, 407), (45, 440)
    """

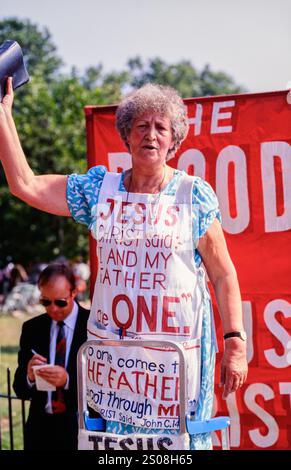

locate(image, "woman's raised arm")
(0, 77), (71, 216)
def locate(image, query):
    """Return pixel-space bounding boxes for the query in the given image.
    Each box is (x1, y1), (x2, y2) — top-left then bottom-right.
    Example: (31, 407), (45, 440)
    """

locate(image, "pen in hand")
(30, 349), (47, 363)
(29, 349), (47, 382)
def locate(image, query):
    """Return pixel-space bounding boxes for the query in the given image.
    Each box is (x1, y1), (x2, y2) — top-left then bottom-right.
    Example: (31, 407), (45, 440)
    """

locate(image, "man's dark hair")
(38, 263), (76, 290)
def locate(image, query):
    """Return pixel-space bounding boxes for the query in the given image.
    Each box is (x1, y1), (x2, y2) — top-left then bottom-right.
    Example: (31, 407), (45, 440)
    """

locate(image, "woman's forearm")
(213, 271), (245, 334)
(0, 111), (35, 197)
(0, 103), (70, 216)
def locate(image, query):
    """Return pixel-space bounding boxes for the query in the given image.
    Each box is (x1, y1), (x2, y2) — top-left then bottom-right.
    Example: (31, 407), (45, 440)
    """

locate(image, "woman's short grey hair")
(116, 84), (189, 160)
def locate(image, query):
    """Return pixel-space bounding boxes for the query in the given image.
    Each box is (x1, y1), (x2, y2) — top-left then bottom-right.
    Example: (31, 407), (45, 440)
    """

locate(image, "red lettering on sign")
(161, 376), (174, 401)
(117, 372), (134, 392)
(100, 198), (116, 219)
(144, 372), (158, 399)
(108, 367), (116, 388)
(162, 297), (180, 333)
(87, 359), (105, 386)
(165, 205), (180, 226)
(136, 295), (158, 331)
(112, 295), (134, 329)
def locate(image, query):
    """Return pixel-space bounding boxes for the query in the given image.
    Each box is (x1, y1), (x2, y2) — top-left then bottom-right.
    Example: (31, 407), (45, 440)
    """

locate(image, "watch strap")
(224, 331), (246, 340)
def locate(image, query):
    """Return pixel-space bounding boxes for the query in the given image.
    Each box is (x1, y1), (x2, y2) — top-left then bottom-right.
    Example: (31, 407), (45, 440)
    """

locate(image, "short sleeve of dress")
(66, 165), (107, 228)
(192, 177), (222, 241)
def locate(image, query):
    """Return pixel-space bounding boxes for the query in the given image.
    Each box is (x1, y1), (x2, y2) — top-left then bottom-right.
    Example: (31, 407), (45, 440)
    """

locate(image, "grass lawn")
(0, 313), (32, 450)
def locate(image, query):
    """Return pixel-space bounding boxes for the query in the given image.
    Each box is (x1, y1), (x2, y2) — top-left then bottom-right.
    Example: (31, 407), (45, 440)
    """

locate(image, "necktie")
(52, 321), (67, 414)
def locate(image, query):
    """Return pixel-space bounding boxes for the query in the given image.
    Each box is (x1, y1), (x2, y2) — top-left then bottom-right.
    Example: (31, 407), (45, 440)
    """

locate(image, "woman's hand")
(220, 337), (248, 398)
(0, 77), (14, 116)
(0, 77), (70, 216)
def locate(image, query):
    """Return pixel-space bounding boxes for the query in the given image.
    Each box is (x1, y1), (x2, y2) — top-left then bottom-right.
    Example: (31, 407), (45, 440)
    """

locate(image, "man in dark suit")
(13, 263), (90, 450)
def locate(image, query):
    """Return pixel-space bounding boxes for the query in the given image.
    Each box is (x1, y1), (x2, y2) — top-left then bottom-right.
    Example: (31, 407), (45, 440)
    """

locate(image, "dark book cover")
(0, 40), (29, 101)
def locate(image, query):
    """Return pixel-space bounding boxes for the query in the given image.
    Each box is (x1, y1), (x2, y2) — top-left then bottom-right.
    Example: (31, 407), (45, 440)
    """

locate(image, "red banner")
(84, 90), (291, 449)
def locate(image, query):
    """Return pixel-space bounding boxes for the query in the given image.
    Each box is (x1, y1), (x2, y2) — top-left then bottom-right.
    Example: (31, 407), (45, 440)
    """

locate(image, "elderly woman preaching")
(0, 79), (247, 449)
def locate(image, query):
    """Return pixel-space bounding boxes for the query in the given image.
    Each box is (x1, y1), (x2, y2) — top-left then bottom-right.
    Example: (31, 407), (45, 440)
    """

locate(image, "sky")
(1, 0), (291, 93)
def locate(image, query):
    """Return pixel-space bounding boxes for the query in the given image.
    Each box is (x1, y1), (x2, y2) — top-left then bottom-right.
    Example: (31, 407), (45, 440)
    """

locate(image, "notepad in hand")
(0, 40), (29, 102)
(32, 364), (56, 391)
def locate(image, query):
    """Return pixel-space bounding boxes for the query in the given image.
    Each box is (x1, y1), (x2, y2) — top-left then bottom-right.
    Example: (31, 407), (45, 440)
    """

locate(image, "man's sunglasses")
(39, 298), (69, 308)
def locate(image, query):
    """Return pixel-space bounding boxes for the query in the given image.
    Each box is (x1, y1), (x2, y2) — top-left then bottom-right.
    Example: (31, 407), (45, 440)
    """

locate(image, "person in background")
(72, 256), (90, 301)
(13, 263), (90, 450)
(8, 263), (28, 290)
(0, 257), (14, 304)
(1, 263), (40, 313)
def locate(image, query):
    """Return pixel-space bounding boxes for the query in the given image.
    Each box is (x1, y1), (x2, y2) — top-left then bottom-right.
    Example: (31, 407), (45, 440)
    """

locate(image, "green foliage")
(199, 64), (243, 96)
(127, 56), (245, 97)
(82, 65), (130, 103)
(0, 17), (245, 267)
(0, 17), (62, 79)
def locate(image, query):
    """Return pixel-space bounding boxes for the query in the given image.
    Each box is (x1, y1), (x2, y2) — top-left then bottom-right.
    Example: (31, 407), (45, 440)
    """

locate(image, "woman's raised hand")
(1, 77), (14, 115)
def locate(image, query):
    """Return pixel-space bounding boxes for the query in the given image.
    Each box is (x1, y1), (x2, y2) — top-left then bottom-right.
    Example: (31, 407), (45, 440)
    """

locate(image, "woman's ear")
(125, 138), (130, 152)
(168, 144), (175, 158)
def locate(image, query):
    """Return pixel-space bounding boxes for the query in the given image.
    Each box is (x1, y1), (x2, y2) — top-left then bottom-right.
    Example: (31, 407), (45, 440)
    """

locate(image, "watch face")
(240, 331), (247, 341)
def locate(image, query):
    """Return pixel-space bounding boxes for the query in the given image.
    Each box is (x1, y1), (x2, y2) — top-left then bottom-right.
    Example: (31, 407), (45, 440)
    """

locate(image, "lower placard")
(78, 429), (190, 450)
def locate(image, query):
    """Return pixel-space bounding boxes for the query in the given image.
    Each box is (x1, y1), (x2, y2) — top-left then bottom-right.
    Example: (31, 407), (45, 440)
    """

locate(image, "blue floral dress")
(67, 166), (221, 450)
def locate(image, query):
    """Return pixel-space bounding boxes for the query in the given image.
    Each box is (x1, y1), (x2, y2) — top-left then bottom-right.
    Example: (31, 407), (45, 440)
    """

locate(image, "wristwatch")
(223, 331), (247, 341)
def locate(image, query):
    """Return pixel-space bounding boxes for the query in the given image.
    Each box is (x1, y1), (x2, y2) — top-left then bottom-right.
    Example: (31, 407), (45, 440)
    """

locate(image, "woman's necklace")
(123, 166), (167, 238)
(126, 166), (167, 201)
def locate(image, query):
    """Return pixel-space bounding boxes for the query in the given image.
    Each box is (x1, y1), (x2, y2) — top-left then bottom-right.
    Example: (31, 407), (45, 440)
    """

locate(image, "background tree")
(127, 56), (244, 97)
(0, 17), (62, 79)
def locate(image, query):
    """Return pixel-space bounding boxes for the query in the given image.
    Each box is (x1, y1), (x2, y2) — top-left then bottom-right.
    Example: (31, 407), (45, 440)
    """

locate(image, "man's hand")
(36, 365), (68, 388)
(27, 353), (47, 382)
(220, 337), (248, 398)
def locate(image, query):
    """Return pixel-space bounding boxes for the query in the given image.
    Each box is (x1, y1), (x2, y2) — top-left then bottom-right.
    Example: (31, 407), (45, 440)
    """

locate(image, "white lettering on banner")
(211, 101), (235, 134)
(242, 301), (254, 364)
(279, 382), (291, 405)
(261, 141), (291, 232)
(264, 299), (291, 368)
(214, 381), (291, 449)
(216, 145), (250, 234)
(225, 391), (241, 448)
(212, 393), (241, 448)
(177, 149), (205, 178)
(188, 103), (203, 136)
(187, 101), (235, 136)
(287, 341), (291, 366)
(245, 384), (279, 448)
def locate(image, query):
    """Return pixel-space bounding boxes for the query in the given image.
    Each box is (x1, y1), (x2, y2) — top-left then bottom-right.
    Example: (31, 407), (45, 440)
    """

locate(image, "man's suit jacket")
(13, 304), (90, 418)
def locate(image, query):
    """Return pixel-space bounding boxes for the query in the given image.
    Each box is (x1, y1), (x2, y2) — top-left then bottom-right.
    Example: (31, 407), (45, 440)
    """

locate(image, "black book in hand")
(0, 40), (29, 102)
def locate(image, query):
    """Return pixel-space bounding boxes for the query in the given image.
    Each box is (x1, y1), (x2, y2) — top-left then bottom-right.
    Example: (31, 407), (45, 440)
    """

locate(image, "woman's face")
(127, 111), (174, 166)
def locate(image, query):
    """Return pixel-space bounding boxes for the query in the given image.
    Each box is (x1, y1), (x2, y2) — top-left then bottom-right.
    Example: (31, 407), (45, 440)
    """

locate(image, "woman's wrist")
(5, 110), (15, 130)
(224, 336), (247, 351)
